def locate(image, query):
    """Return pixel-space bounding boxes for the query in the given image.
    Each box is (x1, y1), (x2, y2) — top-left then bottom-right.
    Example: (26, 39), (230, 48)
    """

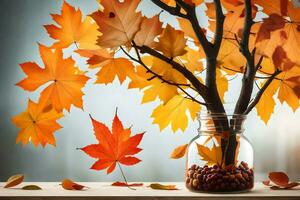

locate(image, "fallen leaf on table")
(22, 185), (42, 190)
(262, 171), (300, 190)
(149, 183), (178, 190)
(269, 172), (289, 187)
(170, 144), (188, 159)
(61, 179), (87, 190)
(111, 182), (143, 187)
(4, 174), (24, 188)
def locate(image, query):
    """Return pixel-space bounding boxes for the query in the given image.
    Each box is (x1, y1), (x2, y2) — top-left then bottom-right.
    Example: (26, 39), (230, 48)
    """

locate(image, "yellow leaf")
(156, 24), (187, 58)
(216, 68), (228, 102)
(170, 144), (188, 159)
(152, 95), (200, 132)
(196, 143), (222, 166)
(179, 47), (204, 73)
(149, 183), (178, 190)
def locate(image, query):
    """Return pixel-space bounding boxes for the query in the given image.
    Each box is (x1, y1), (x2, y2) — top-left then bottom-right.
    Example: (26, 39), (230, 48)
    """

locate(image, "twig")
(244, 69), (282, 114)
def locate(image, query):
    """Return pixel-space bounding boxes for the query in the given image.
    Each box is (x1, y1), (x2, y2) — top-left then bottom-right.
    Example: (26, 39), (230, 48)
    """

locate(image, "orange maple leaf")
(156, 24), (187, 58)
(44, 1), (99, 49)
(16, 44), (89, 112)
(11, 100), (63, 147)
(80, 112), (144, 174)
(91, 0), (143, 49)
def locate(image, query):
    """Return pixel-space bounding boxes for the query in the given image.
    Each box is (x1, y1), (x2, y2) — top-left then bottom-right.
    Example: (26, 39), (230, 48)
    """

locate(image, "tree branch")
(244, 69), (282, 114)
(150, 0), (188, 19)
(120, 45), (207, 106)
(234, 0), (256, 114)
(213, 0), (225, 53)
(175, 0), (212, 55)
(135, 45), (208, 99)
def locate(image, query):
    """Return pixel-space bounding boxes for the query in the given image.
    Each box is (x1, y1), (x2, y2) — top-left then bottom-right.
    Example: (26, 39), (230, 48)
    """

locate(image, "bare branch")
(244, 69), (282, 114)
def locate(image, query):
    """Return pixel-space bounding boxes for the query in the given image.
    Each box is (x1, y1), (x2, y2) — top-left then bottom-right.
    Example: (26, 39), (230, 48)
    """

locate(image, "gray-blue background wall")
(0, 0), (299, 182)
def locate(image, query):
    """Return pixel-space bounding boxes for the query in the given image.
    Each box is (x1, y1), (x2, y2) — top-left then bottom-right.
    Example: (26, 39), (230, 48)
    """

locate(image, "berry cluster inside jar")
(186, 161), (254, 192)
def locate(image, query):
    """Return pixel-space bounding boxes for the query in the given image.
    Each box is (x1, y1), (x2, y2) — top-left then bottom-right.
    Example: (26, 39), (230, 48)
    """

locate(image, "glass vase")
(185, 112), (254, 193)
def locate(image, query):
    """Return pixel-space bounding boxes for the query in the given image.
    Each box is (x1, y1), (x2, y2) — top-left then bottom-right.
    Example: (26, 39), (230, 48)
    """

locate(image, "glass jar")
(185, 112), (254, 193)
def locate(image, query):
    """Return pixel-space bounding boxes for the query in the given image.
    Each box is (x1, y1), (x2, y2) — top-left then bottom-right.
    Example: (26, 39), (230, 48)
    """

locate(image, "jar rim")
(197, 112), (247, 119)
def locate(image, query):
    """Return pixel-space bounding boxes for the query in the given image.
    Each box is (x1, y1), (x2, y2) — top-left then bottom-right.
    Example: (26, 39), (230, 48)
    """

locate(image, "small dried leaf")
(61, 179), (86, 190)
(4, 174), (24, 188)
(170, 144), (188, 159)
(149, 183), (178, 190)
(269, 172), (289, 187)
(111, 182), (143, 187)
(262, 180), (271, 186)
(22, 185), (42, 190)
(283, 182), (300, 189)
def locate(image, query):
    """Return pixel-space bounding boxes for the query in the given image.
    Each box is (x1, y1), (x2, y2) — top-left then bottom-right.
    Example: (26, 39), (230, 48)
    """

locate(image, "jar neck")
(197, 112), (247, 135)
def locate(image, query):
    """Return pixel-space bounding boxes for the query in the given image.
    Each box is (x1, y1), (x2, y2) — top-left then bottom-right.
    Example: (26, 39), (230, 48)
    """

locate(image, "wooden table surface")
(0, 182), (299, 200)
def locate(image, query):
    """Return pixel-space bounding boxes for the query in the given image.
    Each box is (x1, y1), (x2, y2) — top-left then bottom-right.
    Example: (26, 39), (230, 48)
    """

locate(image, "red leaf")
(112, 182), (143, 187)
(269, 172), (289, 187)
(80, 112), (145, 174)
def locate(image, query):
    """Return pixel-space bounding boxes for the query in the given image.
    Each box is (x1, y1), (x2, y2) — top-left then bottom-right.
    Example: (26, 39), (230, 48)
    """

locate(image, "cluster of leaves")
(3, 174), (42, 190)
(263, 171), (300, 190)
(12, 0), (300, 167)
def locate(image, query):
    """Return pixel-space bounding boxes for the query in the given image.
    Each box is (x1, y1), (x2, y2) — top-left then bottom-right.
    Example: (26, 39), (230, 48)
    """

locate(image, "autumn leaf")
(269, 172), (289, 187)
(255, 14), (286, 43)
(76, 48), (113, 68)
(196, 143), (222, 166)
(263, 171), (300, 190)
(128, 59), (186, 104)
(149, 183), (178, 190)
(11, 100), (63, 147)
(156, 24), (187, 58)
(134, 15), (163, 48)
(80, 112), (144, 174)
(111, 182), (143, 187)
(179, 47), (204, 73)
(254, 0), (288, 16)
(61, 179), (87, 190)
(152, 95), (200, 132)
(95, 58), (135, 84)
(256, 66), (300, 123)
(16, 44), (89, 111)
(216, 68), (228, 102)
(91, 0), (143, 49)
(44, 1), (99, 49)
(170, 144), (188, 159)
(4, 174), (24, 188)
(22, 185), (42, 190)
(177, 18), (198, 43)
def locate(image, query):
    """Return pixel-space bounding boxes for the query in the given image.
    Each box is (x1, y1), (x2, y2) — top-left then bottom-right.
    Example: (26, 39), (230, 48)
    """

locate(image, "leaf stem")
(117, 162), (136, 190)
